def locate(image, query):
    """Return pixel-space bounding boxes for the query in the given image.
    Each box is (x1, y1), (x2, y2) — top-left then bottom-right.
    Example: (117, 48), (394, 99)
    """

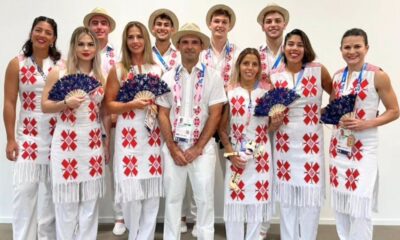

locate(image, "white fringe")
(274, 182), (324, 207)
(13, 162), (51, 184)
(115, 177), (163, 203)
(224, 203), (273, 223)
(53, 177), (105, 203)
(331, 190), (376, 219)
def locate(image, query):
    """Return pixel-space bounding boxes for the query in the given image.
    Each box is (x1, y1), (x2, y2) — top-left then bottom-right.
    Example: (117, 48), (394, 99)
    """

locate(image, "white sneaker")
(180, 221), (188, 233)
(192, 224), (197, 237)
(113, 222), (126, 236)
(259, 231), (267, 240)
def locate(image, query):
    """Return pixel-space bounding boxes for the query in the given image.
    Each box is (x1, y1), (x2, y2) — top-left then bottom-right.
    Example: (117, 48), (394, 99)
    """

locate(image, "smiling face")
(341, 35), (369, 67)
(88, 15), (110, 42)
(239, 53), (260, 84)
(262, 11), (286, 40)
(284, 35), (305, 65)
(152, 17), (174, 41)
(177, 35), (203, 64)
(30, 21), (55, 50)
(127, 26), (145, 56)
(75, 33), (96, 62)
(208, 14), (230, 39)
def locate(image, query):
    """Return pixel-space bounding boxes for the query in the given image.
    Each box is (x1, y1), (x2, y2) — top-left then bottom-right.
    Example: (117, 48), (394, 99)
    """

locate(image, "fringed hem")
(53, 177), (105, 203)
(224, 202), (273, 223)
(13, 163), (51, 184)
(331, 190), (375, 219)
(115, 177), (163, 203)
(274, 182), (324, 207)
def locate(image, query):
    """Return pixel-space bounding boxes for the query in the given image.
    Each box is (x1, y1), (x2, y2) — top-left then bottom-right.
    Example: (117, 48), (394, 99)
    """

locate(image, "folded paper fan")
(320, 94), (357, 125)
(254, 88), (300, 116)
(48, 73), (101, 101)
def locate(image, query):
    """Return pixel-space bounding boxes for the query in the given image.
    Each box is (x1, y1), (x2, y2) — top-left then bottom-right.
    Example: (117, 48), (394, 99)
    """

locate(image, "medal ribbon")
(340, 63), (367, 95)
(152, 46), (171, 71)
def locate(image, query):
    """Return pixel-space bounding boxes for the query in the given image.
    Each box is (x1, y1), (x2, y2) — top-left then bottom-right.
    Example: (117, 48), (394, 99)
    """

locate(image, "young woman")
(42, 27), (107, 240)
(3, 16), (62, 240)
(329, 28), (399, 240)
(104, 21), (163, 240)
(269, 29), (332, 240)
(218, 48), (273, 240)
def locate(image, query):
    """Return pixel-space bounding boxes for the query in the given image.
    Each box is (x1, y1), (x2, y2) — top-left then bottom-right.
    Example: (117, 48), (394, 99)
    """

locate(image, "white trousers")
(280, 204), (321, 240)
(225, 221), (262, 240)
(181, 179), (197, 220)
(122, 197), (160, 240)
(163, 141), (216, 240)
(335, 211), (373, 240)
(54, 199), (99, 240)
(12, 180), (56, 240)
(109, 128), (124, 220)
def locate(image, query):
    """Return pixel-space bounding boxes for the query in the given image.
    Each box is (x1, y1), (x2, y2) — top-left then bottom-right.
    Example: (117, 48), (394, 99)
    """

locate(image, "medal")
(347, 134), (355, 147)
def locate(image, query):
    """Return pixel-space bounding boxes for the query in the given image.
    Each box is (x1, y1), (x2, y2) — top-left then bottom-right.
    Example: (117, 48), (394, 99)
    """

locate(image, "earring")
(50, 43), (54, 48)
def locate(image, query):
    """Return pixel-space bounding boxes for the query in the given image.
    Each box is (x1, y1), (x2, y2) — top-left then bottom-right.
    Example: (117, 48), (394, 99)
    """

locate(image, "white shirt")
(101, 43), (116, 78)
(152, 43), (181, 73)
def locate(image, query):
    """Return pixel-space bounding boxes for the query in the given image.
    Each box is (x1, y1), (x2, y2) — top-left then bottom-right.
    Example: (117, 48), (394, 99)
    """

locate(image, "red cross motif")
(21, 141), (38, 160)
(148, 127), (161, 147)
(232, 124), (245, 144)
(276, 131), (290, 152)
(329, 137), (338, 158)
(329, 165), (339, 188)
(274, 81), (288, 89)
(88, 129), (102, 149)
(88, 102), (97, 122)
(283, 108), (290, 125)
(230, 180), (245, 201)
(122, 110), (135, 120)
(261, 72), (268, 81)
(333, 81), (341, 99)
(169, 59), (175, 67)
(347, 140), (363, 161)
(194, 106), (201, 115)
(22, 92), (36, 111)
(355, 79), (369, 101)
(255, 125), (268, 144)
(301, 76), (318, 97)
(60, 108), (76, 124)
(49, 117), (57, 136)
(230, 165), (244, 175)
(303, 104), (319, 125)
(149, 155), (162, 175)
(61, 159), (78, 180)
(255, 180), (269, 201)
(355, 108), (366, 120)
(22, 118), (38, 136)
(256, 152), (269, 173)
(60, 130), (77, 151)
(20, 65), (37, 84)
(193, 129), (200, 141)
(304, 162), (320, 184)
(303, 133), (319, 154)
(345, 168), (360, 191)
(89, 156), (103, 177)
(121, 128), (137, 148)
(194, 117), (201, 127)
(123, 156), (138, 176)
(277, 160), (291, 181)
(230, 96), (246, 116)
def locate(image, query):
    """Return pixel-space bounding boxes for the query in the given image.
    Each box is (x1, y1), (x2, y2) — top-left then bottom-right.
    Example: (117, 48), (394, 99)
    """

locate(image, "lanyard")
(272, 54), (283, 69)
(152, 46), (170, 71)
(340, 63), (367, 95)
(30, 56), (47, 80)
(292, 67), (305, 90)
(206, 41), (232, 66)
(174, 63), (206, 107)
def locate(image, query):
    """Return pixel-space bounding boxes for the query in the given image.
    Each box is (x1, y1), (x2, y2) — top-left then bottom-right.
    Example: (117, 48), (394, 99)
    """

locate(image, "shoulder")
(333, 67), (346, 76)
(366, 63), (381, 72)
(306, 62), (322, 68)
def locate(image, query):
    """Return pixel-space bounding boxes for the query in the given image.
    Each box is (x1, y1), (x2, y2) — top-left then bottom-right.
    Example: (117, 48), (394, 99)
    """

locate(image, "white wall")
(1, 0), (399, 225)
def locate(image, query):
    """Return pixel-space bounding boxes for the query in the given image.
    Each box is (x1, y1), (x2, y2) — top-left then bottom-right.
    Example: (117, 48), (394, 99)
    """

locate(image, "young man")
(148, 8), (180, 72)
(83, 7), (125, 236)
(256, 4), (290, 240)
(157, 23), (226, 240)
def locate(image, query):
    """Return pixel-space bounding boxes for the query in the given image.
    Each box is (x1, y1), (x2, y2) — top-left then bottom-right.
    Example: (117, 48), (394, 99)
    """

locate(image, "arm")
(101, 106), (111, 165)
(342, 70), (399, 131)
(321, 64), (333, 95)
(3, 58), (19, 161)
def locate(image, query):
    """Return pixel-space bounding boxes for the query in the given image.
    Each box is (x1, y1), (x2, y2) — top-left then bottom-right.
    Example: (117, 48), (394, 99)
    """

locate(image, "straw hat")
(206, 4), (236, 30)
(148, 8), (179, 37)
(83, 7), (116, 32)
(171, 23), (210, 50)
(257, 4), (289, 26)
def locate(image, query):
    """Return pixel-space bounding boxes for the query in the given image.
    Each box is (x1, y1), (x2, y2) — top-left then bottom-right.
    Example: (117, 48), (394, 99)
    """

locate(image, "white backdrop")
(0, 0), (399, 225)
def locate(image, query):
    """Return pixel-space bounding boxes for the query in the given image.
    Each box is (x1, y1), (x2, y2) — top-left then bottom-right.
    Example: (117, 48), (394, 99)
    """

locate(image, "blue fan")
(320, 94), (357, 125)
(254, 88), (300, 116)
(116, 73), (170, 103)
(48, 73), (101, 101)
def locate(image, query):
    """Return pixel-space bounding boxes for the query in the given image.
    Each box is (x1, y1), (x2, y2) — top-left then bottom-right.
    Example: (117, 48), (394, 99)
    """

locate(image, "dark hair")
(341, 28), (368, 47)
(22, 16), (61, 62)
(211, 9), (232, 21)
(231, 48), (261, 86)
(154, 13), (174, 27)
(283, 29), (316, 64)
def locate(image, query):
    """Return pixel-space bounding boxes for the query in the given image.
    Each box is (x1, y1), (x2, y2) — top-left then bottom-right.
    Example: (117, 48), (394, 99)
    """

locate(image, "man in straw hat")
(157, 23), (227, 240)
(148, 8), (181, 72)
(83, 7), (126, 236)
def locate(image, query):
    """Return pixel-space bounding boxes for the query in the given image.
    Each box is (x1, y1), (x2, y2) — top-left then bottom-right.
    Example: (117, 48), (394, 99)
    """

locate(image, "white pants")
(163, 141), (216, 240)
(109, 128), (124, 220)
(55, 199), (99, 240)
(122, 197), (160, 240)
(181, 179), (197, 221)
(335, 212), (372, 240)
(280, 204), (321, 240)
(225, 221), (261, 240)
(13, 180), (56, 240)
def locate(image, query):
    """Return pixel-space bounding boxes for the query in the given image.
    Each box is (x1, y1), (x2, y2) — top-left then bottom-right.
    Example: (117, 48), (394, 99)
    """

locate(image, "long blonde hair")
(230, 48), (262, 87)
(120, 21), (155, 74)
(66, 26), (105, 84)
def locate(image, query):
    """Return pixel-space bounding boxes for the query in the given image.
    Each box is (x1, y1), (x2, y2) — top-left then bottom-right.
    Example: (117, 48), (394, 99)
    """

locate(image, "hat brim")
(148, 9), (179, 37)
(206, 4), (236, 31)
(83, 12), (116, 32)
(171, 30), (210, 50)
(257, 5), (289, 26)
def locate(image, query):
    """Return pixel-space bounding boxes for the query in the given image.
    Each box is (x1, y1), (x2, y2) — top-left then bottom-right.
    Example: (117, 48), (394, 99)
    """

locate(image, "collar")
(179, 61), (204, 74)
(101, 42), (114, 53)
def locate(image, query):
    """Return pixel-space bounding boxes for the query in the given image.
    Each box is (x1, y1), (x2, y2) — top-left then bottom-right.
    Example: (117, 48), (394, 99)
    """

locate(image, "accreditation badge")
(337, 128), (354, 156)
(174, 116), (194, 143)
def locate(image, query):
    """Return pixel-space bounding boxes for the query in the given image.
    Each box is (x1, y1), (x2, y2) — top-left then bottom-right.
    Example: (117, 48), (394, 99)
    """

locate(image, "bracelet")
(223, 152), (239, 158)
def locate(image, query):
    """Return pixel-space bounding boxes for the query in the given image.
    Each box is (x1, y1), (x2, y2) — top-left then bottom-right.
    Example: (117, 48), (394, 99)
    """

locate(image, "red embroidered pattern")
(345, 168), (359, 191)
(230, 180), (245, 201)
(22, 92), (36, 111)
(122, 110), (135, 119)
(304, 162), (320, 184)
(301, 76), (317, 97)
(60, 108), (76, 124)
(89, 156), (103, 177)
(148, 127), (161, 147)
(274, 80), (288, 89)
(21, 65), (37, 84)
(61, 159), (78, 180)
(121, 128), (137, 148)
(355, 108), (366, 120)
(347, 140), (363, 161)
(276, 131), (290, 152)
(303, 133), (319, 154)
(88, 102), (97, 122)
(355, 79), (369, 101)
(329, 137), (338, 158)
(123, 156), (138, 176)
(303, 104), (319, 125)
(49, 117), (57, 136)
(255, 180), (269, 201)
(22, 118), (38, 136)
(232, 124), (245, 144)
(149, 155), (162, 175)
(60, 130), (77, 151)
(329, 165), (339, 188)
(255, 152), (269, 173)
(277, 160), (291, 181)
(231, 96), (246, 116)
(21, 141), (38, 160)
(255, 125), (268, 144)
(88, 129), (102, 149)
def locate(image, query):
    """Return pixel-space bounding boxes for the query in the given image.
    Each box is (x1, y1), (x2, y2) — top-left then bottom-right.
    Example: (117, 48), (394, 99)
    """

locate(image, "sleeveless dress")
(270, 62), (325, 207)
(329, 64), (380, 218)
(51, 71), (105, 203)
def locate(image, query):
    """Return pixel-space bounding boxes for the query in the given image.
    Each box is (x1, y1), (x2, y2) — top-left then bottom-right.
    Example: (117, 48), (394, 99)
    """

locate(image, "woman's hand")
(65, 96), (85, 109)
(269, 111), (285, 131)
(6, 139), (19, 161)
(230, 155), (247, 170)
(130, 98), (151, 110)
(340, 118), (371, 132)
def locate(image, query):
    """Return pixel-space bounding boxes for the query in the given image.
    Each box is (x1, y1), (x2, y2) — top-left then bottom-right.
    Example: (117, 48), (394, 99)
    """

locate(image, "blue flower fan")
(254, 88), (300, 116)
(48, 73), (101, 101)
(116, 73), (170, 103)
(320, 94), (357, 125)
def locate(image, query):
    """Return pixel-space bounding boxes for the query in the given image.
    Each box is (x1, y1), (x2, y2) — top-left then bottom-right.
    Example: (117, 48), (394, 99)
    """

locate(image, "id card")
(174, 117), (194, 143)
(337, 128), (355, 156)
(144, 107), (157, 132)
